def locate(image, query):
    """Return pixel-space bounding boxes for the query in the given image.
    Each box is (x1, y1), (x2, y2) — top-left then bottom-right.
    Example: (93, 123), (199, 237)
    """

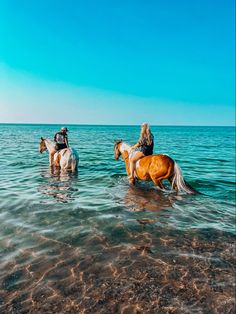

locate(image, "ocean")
(0, 124), (235, 313)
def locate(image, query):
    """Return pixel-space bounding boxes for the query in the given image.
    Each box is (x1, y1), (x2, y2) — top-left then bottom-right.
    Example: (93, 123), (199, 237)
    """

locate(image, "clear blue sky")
(0, 0), (235, 125)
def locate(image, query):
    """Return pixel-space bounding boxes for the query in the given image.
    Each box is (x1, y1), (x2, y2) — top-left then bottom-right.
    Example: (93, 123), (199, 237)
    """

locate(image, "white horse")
(39, 138), (78, 172)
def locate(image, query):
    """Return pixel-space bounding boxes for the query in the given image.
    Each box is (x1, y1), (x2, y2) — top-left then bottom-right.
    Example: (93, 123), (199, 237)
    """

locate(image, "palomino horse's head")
(114, 140), (123, 160)
(39, 137), (47, 153)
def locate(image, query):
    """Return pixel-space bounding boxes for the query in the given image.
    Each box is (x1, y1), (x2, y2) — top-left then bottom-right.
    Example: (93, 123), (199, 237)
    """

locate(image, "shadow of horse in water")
(123, 184), (181, 212)
(39, 167), (78, 203)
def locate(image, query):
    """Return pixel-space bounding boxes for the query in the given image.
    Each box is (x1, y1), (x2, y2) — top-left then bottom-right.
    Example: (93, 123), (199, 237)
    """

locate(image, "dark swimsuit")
(139, 134), (154, 156)
(55, 143), (67, 151)
(54, 132), (68, 151)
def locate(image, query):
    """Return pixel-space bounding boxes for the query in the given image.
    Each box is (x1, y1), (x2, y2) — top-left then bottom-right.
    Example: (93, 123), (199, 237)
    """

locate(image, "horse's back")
(140, 154), (174, 164)
(61, 148), (69, 156)
(138, 154), (174, 174)
(55, 147), (79, 171)
(59, 148), (78, 157)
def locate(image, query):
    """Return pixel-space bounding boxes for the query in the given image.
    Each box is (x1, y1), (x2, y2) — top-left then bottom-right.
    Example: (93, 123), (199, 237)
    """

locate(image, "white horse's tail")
(60, 148), (78, 172)
(71, 149), (78, 172)
(171, 162), (197, 194)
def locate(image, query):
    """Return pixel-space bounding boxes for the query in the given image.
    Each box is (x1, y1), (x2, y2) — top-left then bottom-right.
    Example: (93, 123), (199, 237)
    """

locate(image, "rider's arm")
(65, 136), (69, 147)
(54, 133), (57, 142)
(131, 142), (140, 150)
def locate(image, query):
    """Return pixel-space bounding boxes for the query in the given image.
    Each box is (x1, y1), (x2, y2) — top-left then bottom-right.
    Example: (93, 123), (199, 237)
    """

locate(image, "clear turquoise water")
(0, 124), (235, 313)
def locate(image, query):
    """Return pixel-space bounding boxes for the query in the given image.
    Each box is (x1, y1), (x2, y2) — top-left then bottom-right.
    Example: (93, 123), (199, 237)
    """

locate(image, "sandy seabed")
(1, 228), (235, 314)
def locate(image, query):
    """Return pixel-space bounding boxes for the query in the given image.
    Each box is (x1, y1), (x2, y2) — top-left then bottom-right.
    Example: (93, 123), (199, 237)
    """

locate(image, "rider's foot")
(128, 176), (135, 185)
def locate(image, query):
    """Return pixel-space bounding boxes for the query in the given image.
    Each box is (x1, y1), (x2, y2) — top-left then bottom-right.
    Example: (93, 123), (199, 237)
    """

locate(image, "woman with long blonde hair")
(129, 123), (154, 184)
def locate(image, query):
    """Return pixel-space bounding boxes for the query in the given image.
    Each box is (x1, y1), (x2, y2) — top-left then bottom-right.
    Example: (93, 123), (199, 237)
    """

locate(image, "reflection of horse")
(124, 185), (178, 212)
(114, 140), (197, 194)
(39, 138), (78, 172)
(39, 168), (78, 203)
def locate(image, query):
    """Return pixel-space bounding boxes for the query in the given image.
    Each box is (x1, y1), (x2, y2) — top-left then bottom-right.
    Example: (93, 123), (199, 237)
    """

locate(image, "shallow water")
(0, 124), (235, 313)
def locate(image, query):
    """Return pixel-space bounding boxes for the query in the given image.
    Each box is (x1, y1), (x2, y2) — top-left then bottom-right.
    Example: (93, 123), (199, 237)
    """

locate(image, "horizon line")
(0, 122), (235, 127)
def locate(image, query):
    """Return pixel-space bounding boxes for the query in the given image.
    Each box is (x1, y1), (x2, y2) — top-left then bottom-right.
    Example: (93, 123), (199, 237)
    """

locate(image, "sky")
(0, 0), (235, 125)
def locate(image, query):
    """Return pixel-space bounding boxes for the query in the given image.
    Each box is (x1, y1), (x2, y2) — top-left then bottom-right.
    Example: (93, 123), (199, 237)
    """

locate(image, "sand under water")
(0, 124), (235, 313)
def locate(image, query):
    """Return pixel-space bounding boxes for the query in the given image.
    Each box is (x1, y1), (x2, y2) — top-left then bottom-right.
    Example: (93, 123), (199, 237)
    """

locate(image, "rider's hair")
(140, 123), (152, 145)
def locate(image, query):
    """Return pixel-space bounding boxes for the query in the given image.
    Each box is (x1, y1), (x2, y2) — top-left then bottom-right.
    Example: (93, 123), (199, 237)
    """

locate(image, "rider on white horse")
(51, 127), (69, 165)
(39, 129), (78, 172)
(54, 127), (69, 150)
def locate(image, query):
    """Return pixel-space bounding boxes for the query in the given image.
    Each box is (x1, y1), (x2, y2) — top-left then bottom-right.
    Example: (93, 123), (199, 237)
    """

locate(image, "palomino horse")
(39, 138), (78, 172)
(114, 140), (197, 194)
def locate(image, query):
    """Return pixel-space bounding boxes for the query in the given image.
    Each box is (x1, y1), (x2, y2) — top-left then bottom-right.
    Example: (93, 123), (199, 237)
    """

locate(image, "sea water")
(0, 124), (235, 313)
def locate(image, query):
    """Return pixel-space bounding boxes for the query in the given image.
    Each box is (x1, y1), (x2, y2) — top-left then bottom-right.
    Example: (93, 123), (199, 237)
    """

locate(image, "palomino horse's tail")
(172, 163), (197, 194)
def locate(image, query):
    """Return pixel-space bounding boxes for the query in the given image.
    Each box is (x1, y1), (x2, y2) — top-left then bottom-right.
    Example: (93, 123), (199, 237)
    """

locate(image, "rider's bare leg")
(128, 151), (144, 183)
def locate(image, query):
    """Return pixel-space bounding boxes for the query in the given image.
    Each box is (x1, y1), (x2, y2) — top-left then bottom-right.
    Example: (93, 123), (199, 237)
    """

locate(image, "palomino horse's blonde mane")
(119, 142), (131, 153)
(119, 142), (137, 160)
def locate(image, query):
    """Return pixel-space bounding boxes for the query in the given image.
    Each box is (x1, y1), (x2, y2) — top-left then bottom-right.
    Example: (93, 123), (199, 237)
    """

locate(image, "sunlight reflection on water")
(0, 125), (235, 313)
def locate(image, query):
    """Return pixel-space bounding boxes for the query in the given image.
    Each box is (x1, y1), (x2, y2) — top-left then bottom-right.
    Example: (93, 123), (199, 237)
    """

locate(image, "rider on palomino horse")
(114, 127), (197, 193)
(129, 123), (154, 184)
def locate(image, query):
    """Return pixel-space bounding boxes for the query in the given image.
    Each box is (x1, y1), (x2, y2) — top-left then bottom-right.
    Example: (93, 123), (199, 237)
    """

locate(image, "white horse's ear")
(41, 137), (44, 141)
(114, 139), (122, 145)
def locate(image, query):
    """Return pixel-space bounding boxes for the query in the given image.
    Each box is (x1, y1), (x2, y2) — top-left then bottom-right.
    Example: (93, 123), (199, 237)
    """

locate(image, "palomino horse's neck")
(44, 139), (55, 153)
(123, 152), (131, 176)
(119, 142), (132, 176)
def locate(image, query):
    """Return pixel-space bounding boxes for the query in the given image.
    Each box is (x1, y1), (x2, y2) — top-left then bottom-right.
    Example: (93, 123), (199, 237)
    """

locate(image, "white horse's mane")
(43, 138), (55, 152)
(44, 138), (53, 144)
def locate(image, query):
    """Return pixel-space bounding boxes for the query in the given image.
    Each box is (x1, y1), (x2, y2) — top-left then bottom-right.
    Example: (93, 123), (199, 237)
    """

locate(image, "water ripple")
(0, 124), (235, 313)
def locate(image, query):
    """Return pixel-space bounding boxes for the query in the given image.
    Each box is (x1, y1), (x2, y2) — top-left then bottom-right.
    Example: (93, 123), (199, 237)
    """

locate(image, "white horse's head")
(39, 137), (47, 153)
